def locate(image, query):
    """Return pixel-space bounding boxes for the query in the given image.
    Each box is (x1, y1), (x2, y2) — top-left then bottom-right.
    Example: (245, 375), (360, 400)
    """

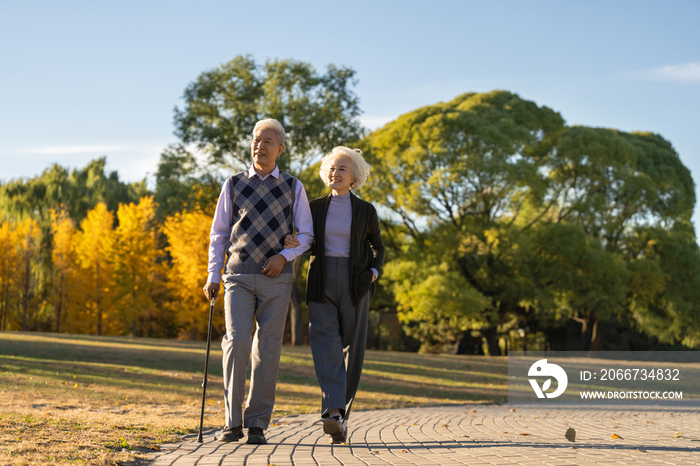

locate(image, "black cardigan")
(306, 193), (385, 306)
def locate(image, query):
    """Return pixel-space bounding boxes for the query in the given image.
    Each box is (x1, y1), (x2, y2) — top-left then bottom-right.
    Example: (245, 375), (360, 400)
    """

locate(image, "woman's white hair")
(319, 146), (371, 190)
(253, 118), (285, 145)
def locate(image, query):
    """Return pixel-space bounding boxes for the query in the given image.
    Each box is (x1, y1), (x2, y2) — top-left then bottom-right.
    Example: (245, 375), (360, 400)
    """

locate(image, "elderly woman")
(285, 146), (385, 444)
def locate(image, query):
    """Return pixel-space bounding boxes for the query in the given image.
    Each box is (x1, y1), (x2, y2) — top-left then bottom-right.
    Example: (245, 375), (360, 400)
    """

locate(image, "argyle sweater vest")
(225, 171), (296, 274)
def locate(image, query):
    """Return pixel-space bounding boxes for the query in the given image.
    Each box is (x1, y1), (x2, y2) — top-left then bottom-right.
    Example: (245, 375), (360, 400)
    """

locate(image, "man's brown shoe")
(215, 425), (244, 442)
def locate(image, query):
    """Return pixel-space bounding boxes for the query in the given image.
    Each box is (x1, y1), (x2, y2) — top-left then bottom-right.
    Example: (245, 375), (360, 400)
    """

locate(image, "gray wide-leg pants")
(308, 256), (370, 421)
(221, 272), (293, 429)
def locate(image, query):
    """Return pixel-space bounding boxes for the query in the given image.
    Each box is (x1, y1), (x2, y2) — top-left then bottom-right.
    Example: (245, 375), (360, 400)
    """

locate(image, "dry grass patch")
(0, 332), (507, 465)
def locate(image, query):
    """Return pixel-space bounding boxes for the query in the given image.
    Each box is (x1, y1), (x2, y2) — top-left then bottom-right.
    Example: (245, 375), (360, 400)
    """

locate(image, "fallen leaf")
(471, 410), (477, 413)
(611, 434), (622, 439)
(520, 433), (529, 436)
(400, 449), (408, 453)
(502, 432), (508, 434)
(73, 383), (78, 388)
(510, 408), (516, 412)
(441, 425), (447, 427)
(270, 423), (279, 427)
(565, 428), (576, 442)
(635, 449), (646, 453)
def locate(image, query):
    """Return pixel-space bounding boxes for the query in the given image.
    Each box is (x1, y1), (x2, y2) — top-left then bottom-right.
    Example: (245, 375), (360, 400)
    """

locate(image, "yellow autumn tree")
(162, 209), (224, 339)
(0, 222), (20, 331)
(14, 217), (42, 331)
(73, 202), (115, 335)
(112, 196), (160, 336)
(50, 209), (77, 333)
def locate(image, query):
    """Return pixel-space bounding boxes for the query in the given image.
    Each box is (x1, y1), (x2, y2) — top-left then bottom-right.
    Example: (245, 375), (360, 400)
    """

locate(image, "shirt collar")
(247, 164), (280, 180)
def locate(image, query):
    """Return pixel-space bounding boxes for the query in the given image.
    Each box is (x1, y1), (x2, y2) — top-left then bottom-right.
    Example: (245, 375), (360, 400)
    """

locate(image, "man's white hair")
(319, 146), (371, 190)
(253, 118), (285, 145)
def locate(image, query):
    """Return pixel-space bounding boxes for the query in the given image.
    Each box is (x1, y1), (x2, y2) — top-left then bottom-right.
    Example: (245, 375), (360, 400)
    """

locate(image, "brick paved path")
(149, 404), (700, 465)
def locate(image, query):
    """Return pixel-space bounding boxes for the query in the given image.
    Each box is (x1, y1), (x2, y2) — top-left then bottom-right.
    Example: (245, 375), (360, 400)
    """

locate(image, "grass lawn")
(0, 331), (507, 465)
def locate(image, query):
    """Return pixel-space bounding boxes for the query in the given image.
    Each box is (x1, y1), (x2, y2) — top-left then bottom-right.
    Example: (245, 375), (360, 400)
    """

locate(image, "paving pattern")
(148, 404), (700, 465)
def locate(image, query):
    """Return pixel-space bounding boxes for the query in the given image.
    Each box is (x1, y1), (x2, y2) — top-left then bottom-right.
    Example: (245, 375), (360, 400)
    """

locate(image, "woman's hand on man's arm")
(284, 234), (300, 249)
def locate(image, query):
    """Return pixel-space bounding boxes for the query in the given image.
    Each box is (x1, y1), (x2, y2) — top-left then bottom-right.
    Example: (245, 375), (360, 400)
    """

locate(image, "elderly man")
(203, 118), (313, 445)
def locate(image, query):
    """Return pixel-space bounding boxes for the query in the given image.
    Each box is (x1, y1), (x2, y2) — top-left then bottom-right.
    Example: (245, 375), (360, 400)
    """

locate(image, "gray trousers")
(308, 256), (370, 421)
(221, 272), (293, 429)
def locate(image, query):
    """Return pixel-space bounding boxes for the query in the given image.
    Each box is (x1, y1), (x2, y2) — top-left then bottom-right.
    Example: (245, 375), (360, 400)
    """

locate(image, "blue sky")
(1, 1), (698, 217)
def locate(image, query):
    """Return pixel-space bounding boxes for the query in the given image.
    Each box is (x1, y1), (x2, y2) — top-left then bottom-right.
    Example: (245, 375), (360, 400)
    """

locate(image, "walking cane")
(197, 296), (216, 443)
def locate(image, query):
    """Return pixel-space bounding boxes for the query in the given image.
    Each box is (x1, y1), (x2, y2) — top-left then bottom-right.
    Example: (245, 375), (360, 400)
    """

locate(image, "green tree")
(533, 127), (698, 348)
(0, 157), (148, 226)
(531, 223), (629, 350)
(361, 90), (565, 354)
(624, 224), (700, 347)
(540, 128), (693, 243)
(153, 144), (222, 220)
(361, 90), (698, 353)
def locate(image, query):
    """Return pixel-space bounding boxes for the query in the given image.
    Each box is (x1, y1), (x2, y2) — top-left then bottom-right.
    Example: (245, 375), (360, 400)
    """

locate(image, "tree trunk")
(588, 319), (600, 351)
(289, 257), (303, 346)
(56, 273), (63, 333)
(96, 262), (102, 336)
(131, 290), (137, 337)
(484, 326), (501, 356)
(575, 313), (598, 352)
(1, 283), (8, 331)
(22, 254), (30, 332)
(577, 317), (589, 351)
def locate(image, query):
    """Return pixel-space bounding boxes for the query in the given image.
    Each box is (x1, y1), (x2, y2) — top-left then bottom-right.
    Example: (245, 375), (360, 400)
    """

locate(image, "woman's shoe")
(324, 415), (346, 444)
